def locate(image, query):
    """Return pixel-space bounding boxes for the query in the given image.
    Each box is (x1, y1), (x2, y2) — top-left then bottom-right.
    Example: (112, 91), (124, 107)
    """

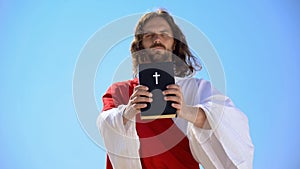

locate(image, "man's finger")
(162, 89), (180, 95)
(134, 85), (149, 91)
(132, 96), (153, 103)
(166, 84), (180, 89)
(132, 103), (148, 109)
(164, 95), (181, 103)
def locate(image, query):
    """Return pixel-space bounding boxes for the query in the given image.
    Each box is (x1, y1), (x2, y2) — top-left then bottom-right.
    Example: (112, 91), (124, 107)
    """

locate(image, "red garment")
(102, 78), (199, 169)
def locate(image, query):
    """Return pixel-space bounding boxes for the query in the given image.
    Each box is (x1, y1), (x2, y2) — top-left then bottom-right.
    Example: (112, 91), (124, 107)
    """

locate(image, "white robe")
(97, 77), (254, 169)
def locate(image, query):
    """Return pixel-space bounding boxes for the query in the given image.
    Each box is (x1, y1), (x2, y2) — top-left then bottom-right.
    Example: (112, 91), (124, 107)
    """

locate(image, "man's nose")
(153, 34), (162, 43)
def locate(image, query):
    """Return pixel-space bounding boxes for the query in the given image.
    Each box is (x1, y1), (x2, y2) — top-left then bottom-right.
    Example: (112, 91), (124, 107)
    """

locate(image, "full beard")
(140, 48), (173, 63)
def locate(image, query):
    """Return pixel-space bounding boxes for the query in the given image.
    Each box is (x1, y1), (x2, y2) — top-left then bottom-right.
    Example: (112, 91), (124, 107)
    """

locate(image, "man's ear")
(139, 41), (145, 51)
(172, 41), (176, 51)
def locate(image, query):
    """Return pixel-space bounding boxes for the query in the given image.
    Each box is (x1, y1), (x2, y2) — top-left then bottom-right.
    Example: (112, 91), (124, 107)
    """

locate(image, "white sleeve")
(184, 79), (254, 169)
(96, 104), (142, 169)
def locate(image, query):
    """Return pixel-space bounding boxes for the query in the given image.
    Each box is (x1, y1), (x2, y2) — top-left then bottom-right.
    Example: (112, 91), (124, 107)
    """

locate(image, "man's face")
(141, 16), (175, 63)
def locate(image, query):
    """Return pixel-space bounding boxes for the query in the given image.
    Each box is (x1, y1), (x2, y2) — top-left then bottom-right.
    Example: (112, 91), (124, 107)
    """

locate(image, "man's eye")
(161, 33), (168, 37)
(143, 33), (153, 39)
(161, 32), (172, 38)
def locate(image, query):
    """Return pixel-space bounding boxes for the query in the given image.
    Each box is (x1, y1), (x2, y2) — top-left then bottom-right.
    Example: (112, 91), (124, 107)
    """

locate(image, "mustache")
(150, 43), (166, 49)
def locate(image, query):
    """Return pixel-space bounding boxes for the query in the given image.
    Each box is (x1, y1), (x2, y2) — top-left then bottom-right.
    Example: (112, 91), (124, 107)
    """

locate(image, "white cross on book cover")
(138, 62), (177, 120)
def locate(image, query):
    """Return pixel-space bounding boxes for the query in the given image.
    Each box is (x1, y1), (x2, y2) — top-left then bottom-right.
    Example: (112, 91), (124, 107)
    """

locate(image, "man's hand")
(123, 85), (153, 125)
(163, 84), (207, 128)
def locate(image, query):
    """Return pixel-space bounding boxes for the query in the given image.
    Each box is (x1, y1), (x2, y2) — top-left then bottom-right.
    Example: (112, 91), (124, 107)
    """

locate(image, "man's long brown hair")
(130, 9), (201, 77)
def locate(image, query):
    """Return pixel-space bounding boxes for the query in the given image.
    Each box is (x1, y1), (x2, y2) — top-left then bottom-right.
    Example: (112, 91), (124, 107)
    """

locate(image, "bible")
(138, 62), (177, 120)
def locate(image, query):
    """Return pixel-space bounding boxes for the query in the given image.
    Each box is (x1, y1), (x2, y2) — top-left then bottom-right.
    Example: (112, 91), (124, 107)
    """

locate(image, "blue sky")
(1, 1), (300, 169)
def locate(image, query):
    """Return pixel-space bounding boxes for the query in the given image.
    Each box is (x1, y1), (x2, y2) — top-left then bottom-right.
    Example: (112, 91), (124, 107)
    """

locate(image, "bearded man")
(97, 9), (254, 169)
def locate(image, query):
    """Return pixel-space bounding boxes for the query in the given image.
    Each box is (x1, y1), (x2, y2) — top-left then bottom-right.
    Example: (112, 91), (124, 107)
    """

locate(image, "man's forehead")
(142, 17), (172, 33)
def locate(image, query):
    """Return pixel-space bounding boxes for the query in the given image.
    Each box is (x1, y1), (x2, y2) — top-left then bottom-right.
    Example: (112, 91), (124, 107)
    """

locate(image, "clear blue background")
(1, 0), (299, 169)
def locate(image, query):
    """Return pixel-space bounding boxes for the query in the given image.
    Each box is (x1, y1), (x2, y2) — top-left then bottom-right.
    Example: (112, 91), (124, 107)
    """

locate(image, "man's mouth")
(150, 43), (166, 50)
(152, 46), (165, 50)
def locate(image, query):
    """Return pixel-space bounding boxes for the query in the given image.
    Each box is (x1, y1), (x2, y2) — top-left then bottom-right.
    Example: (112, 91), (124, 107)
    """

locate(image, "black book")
(138, 62), (177, 120)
